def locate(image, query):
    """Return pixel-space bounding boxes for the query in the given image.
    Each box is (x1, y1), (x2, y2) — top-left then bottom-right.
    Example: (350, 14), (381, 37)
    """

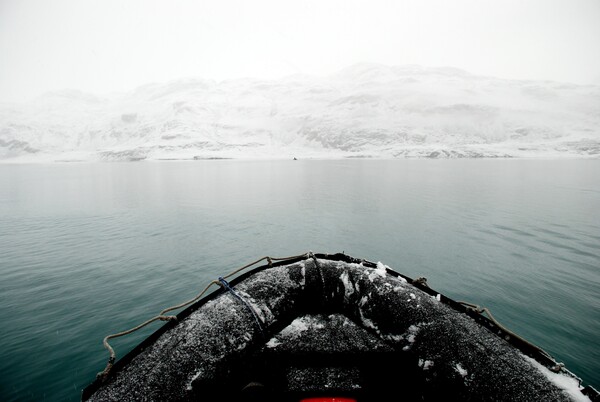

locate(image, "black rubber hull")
(83, 253), (593, 401)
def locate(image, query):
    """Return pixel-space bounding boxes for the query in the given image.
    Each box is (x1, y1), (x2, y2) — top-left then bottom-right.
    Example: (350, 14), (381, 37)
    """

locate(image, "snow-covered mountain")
(1, 63), (599, 161)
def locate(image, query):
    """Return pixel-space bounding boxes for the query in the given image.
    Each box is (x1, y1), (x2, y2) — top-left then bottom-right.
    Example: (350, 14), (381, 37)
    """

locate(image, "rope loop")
(97, 252), (310, 380)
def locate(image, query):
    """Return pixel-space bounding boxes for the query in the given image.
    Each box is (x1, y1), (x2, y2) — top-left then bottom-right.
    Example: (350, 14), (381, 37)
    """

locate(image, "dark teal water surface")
(0, 159), (599, 401)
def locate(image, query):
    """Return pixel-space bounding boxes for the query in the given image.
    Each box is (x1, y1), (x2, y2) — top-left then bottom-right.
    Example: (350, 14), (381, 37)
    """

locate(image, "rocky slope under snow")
(1, 63), (599, 161)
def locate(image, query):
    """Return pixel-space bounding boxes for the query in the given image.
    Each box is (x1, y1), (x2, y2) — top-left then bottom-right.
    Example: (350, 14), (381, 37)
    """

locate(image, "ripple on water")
(1, 159), (599, 401)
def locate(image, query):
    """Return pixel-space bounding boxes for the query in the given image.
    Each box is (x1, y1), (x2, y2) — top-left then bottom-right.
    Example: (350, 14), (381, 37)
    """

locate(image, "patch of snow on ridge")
(418, 359), (435, 370)
(299, 264), (306, 287)
(523, 356), (592, 402)
(265, 338), (281, 348)
(358, 295), (378, 333)
(340, 271), (355, 299)
(186, 367), (205, 391)
(268, 316), (317, 348)
(282, 317), (310, 335)
(376, 261), (389, 273)
(407, 325), (420, 343)
(402, 324), (425, 351)
(383, 333), (404, 342)
(368, 262), (387, 281)
(455, 363), (468, 377)
(367, 262), (389, 281)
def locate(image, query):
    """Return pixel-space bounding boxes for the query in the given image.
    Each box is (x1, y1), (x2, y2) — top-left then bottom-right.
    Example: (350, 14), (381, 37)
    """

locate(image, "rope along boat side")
(82, 252), (599, 402)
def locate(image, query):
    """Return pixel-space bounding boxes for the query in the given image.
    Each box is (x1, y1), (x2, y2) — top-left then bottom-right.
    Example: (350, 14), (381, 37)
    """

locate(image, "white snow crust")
(523, 355), (592, 402)
(455, 362), (468, 377)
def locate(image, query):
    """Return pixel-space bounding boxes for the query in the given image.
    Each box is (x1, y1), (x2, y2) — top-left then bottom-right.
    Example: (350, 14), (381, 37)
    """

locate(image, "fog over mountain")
(1, 63), (599, 161)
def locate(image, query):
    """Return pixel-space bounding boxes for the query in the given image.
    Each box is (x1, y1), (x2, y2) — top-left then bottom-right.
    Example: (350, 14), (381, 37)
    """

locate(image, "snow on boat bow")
(82, 252), (599, 401)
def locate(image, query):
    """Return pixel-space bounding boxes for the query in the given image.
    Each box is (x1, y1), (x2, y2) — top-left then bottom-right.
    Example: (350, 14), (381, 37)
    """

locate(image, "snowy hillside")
(1, 63), (599, 161)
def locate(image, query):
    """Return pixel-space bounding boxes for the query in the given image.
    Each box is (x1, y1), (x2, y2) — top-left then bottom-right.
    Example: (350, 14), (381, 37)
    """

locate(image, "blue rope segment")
(218, 277), (265, 338)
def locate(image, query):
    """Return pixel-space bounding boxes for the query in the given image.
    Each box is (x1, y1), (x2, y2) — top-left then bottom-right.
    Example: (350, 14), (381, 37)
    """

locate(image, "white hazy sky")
(1, 0), (599, 102)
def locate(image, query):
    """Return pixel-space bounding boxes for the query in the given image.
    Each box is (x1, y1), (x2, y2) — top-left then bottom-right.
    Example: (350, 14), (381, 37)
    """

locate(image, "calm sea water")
(0, 159), (598, 401)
